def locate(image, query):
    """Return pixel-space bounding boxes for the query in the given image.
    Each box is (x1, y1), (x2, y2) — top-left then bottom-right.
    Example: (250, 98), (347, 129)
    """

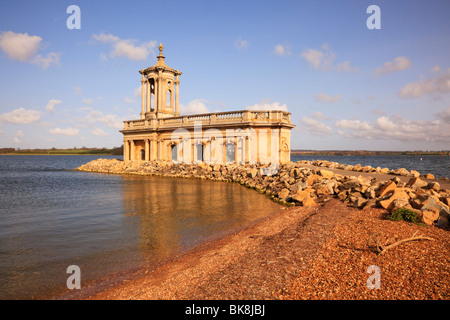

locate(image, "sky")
(0, 0), (449, 151)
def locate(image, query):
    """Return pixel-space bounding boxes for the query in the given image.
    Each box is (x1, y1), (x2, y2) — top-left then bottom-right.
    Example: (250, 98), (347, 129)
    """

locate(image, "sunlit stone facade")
(121, 44), (295, 164)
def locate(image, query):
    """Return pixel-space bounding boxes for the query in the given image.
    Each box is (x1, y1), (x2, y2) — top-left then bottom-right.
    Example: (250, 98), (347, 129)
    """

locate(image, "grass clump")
(386, 207), (420, 224)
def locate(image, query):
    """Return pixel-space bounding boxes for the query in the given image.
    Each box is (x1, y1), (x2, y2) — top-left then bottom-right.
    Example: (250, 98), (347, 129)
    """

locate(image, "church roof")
(139, 43), (182, 76)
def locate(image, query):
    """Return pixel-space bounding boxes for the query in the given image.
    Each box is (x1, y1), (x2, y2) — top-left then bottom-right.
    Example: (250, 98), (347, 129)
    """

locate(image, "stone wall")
(76, 159), (450, 228)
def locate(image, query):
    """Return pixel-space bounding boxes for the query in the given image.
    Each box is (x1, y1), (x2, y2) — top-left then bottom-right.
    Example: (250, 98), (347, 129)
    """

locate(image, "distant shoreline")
(291, 150), (450, 156)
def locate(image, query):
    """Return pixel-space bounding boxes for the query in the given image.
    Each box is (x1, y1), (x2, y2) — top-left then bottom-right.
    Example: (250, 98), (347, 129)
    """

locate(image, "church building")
(121, 43), (295, 164)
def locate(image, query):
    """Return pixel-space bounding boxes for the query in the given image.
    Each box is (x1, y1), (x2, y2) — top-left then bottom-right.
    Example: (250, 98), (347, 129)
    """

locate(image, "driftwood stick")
(368, 232), (435, 255)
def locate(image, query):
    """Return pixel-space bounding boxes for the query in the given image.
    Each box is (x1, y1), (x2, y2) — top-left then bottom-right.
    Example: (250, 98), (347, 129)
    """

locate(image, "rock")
(426, 182), (440, 191)
(376, 180), (397, 198)
(424, 173), (435, 179)
(378, 188), (410, 210)
(405, 177), (428, 190)
(302, 196), (316, 207)
(364, 186), (377, 199)
(248, 168), (259, 178)
(392, 168), (410, 176)
(318, 169), (334, 179)
(290, 187), (313, 203)
(278, 188), (290, 201)
(410, 170), (420, 178)
(421, 209), (440, 225)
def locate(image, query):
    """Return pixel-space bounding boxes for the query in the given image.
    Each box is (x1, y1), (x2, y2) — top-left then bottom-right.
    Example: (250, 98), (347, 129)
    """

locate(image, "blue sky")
(0, 0), (449, 151)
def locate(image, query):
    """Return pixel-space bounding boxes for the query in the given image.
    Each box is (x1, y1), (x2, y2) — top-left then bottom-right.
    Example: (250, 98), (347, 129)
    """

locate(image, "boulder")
(302, 196), (317, 207)
(421, 209), (440, 225)
(290, 187), (314, 203)
(318, 169), (334, 179)
(410, 170), (421, 178)
(405, 177), (428, 190)
(378, 188), (410, 210)
(278, 188), (290, 201)
(376, 180), (397, 198)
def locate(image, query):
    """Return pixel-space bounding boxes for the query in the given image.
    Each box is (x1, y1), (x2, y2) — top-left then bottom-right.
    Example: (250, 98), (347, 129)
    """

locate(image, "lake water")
(0, 155), (282, 299)
(291, 154), (450, 179)
(0, 154), (448, 299)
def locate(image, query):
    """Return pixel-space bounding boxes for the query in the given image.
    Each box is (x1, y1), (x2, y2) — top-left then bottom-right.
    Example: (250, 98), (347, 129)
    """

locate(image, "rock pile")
(77, 159), (450, 228)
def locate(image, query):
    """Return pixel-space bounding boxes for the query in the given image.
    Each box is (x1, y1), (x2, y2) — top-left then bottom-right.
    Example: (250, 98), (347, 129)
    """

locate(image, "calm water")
(1, 154), (448, 299)
(0, 155), (282, 299)
(291, 155), (450, 179)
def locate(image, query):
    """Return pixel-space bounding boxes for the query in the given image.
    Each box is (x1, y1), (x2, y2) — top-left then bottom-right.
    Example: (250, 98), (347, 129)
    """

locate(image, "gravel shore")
(76, 198), (448, 300)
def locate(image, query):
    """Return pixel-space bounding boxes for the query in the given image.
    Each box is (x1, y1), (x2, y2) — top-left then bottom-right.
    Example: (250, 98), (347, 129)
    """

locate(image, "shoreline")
(62, 158), (450, 300)
(60, 198), (449, 300)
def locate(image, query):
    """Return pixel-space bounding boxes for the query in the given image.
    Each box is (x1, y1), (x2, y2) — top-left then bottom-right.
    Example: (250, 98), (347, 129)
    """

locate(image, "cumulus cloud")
(91, 33), (156, 61)
(45, 99), (62, 113)
(374, 56), (412, 75)
(234, 36), (249, 50)
(273, 44), (290, 56)
(245, 100), (288, 111)
(301, 43), (358, 72)
(336, 111), (450, 143)
(315, 93), (341, 103)
(398, 68), (450, 98)
(82, 98), (94, 105)
(83, 109), (124, 129)
(0, 31), (60, 69)
(92, 128), (109, 136)
(299, 116), (332, 136)
(180, 99), (210, 115)
(0, 107), (42, 124)
(49, 127), (79, 136)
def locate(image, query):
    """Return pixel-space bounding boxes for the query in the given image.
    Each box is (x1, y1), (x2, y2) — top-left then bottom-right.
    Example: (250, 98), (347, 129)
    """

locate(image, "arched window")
(226, 142), (235, 163)
(171, 144), (177, 161)
(196, 143), (204, 162)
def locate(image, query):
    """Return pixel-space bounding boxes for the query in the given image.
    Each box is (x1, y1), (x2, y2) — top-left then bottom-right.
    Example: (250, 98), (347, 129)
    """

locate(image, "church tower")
(139, 43), (182, 119)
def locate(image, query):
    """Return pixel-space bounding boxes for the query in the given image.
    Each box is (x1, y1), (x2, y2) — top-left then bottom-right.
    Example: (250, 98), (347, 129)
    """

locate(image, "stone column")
(245, 136), (249, 164)
(222, 139), (227, 164)
(130, 140), (135, 161)
(123, 140), (129, 162)
(145, 139), (149, 161)
(234, 137), (238, 164)
(175, 75), (180, 116)
(141, 77), (146, 119)
(146, 78), (151, 113)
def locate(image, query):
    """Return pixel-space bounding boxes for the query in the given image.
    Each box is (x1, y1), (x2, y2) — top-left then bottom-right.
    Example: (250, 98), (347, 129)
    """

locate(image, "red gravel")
(79, 198), (449, 300)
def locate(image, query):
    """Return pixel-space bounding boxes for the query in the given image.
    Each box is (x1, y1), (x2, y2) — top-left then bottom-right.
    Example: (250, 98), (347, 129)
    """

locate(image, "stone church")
(121, 43), (294, 164)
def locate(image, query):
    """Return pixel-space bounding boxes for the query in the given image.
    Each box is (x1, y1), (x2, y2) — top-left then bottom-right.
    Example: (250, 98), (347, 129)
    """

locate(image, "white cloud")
(124, 97), (135, 104)
(273, 44), (290, 56)
(45, 99), (62, 112)
(301, 44), (358, 72)
(336, 112), (450, 143)
(374, 56), (412, 75)
(83, 109), (124, 129)
(245, 100), (288, 111)
(316, 93), (341, 103)
(398, 68), (450, 98)
(82, 98), (94, 105)
(49, 127), (79, 136)
(299, 116), (332, 136)
(0, 31), (41, 61)
(0, 107), (42, 124)
(180, 99), (210, 114)
(234, 36), (249, 50)
(91, 33), (156, 61)
(430, 65), (441, 73)
(31, 52), (60, 70)
(0, 31), (59, 69)
(15, 130), (24, 138)
(92, 128), (109, 136)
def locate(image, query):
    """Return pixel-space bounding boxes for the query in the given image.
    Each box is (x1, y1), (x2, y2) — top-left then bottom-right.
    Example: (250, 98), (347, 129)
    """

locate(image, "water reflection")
(121, 175), (282, 264)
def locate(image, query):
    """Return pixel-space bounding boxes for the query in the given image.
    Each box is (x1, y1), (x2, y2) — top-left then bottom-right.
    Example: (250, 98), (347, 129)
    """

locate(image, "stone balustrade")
(123, 110), (291, 130)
